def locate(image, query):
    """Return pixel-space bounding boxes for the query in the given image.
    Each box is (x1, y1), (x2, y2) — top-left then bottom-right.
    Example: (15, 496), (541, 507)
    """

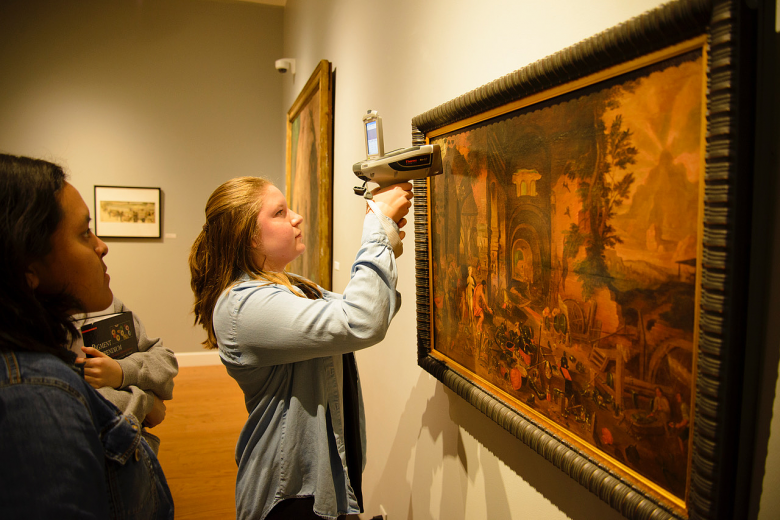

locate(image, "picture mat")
(95, 186), (160, 238)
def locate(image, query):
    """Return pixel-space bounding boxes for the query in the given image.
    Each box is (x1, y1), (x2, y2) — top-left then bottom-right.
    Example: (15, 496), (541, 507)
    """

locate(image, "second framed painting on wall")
(94, 185), (161, 238)
(286, 59), (334, 290)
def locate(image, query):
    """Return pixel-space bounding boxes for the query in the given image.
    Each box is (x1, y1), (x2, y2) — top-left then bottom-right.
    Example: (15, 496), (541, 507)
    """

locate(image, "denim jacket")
(214, 213), (401, 520)
(0, 349), (174, 520)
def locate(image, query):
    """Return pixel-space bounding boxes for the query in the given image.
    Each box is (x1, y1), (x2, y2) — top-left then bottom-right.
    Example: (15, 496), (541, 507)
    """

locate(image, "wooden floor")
(154, 365), (247, 520)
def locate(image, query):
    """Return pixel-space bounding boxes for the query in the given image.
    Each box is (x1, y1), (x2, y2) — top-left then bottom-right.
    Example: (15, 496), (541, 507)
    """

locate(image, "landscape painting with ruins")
(428, 49), (703, 500)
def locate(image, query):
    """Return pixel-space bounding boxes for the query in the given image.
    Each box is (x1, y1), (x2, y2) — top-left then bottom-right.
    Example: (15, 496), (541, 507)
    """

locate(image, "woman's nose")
(96, 237), (109, 257)
(291, 210), (303, 225)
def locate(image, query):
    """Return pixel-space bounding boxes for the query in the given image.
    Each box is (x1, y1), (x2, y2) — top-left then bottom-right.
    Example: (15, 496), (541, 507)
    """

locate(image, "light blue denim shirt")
(213, 213), (401, 520)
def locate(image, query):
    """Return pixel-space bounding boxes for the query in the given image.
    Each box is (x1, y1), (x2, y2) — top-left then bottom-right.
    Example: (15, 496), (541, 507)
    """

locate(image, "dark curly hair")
(0, 153), (81, 361)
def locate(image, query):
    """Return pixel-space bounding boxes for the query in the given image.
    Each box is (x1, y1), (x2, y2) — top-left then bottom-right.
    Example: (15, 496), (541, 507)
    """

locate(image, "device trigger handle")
(354, 181), (374, 199)
(354, 180), (371, 197)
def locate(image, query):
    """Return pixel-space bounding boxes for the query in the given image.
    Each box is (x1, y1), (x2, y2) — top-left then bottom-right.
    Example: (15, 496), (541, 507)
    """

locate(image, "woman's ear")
(250, 225), (262, 249)
(25, 264), (41, 290)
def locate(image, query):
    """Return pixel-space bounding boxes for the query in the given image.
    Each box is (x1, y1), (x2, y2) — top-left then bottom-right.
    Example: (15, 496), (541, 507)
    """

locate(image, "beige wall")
(0, 0), (284, 355)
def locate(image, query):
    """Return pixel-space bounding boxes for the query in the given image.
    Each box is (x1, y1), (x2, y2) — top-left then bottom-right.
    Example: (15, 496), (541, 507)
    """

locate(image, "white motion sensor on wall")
(274, 59), (295, 74)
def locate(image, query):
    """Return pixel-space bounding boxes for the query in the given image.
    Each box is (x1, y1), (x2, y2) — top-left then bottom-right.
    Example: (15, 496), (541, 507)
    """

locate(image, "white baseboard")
(175, 351), (222, 367)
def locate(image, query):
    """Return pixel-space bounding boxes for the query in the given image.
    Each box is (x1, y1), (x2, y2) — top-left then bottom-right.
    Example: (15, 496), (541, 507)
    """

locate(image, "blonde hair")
(189, 177), (321, 349)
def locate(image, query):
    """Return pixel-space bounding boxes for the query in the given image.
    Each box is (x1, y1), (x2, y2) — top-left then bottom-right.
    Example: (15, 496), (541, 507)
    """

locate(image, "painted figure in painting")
(430, 50), (704, 499)
(670, 392), (690, 455)
(465, 266), (476, 325)
(649, 386), (672, 435)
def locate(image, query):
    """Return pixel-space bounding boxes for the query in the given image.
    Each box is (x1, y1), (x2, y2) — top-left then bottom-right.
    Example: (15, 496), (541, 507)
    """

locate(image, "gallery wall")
(0, 0), (284, 357)
(281, 0), (780, 519)
(0, 0), (777, 519)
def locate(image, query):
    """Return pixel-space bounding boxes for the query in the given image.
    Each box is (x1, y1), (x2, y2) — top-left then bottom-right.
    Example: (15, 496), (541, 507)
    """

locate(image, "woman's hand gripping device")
(352, 110), (443, 257)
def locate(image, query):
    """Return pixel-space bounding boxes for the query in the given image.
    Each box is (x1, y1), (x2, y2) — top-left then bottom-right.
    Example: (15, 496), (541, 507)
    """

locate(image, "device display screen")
(366, 121), (379, 156)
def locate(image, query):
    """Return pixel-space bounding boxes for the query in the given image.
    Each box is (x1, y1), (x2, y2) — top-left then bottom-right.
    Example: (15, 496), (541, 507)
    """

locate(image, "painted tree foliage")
(562, 87), (638, 299)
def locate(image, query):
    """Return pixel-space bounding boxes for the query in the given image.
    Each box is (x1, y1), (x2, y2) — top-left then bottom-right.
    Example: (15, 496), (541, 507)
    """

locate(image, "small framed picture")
(93, 186), (161, 238)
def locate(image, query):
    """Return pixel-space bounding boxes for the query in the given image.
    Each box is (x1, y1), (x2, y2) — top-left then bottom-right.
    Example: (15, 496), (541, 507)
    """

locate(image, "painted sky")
(603, 56), (704, 205)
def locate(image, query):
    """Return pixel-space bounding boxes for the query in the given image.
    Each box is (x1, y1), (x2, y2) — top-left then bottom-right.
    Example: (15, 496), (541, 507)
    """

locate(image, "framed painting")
(94, 185), (161, 238)
(286, 59), (334, 290)
(412, 0), (757, 518)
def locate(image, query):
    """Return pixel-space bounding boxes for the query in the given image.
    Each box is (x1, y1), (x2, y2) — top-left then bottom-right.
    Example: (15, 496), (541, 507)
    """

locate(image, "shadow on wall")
(445, 383), (626, 520)
(416, 379), (473, 520)
(368, 371), (626, 520)
(367, 373), (469, 520)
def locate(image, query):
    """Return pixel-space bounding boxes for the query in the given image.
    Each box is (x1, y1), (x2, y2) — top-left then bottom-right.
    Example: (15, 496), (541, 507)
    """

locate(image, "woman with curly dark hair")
(0, 153), (174, 519)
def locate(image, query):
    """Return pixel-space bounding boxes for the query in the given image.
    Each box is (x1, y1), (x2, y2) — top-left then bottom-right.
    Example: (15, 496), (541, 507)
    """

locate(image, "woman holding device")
(0, 153), (174, 519)
(189, 176), (412, 520)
